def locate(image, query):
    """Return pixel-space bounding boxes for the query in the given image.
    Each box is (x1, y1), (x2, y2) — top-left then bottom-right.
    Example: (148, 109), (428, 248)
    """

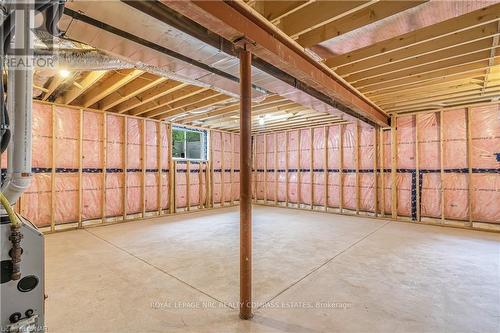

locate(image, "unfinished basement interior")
(1, 1), (499, 332)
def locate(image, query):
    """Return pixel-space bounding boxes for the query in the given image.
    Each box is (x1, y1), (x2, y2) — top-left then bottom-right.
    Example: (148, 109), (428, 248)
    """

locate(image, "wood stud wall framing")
(245, 2), (500, 115)
(379, 128), (385, 217)
(33, 102), (239, 233)
(78, 109), (83, 228)
(142, 119), (146, 218)
(466, 108), (473, 227)
(254, 123), (379, 217)
(50, 105), (56, 232)
(391, 116), (398, 219)
(24, 100), (500, 234)
(252, 104), (499, 233)
(102, 113), (107, 222)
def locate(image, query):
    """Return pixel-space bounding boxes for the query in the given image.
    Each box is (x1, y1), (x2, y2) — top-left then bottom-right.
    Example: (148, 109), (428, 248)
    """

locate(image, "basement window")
(172, 126), (208, 161)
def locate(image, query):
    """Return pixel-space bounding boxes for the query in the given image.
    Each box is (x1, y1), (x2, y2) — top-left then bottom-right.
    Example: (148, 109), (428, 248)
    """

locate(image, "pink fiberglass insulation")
(32, 103), (52, 167)
(127, 118), (142, 214)
(23, 103), (52, 226)
(145, 121), (158, 212)
(127, 173), (142, 214)
(202, 163), (208, 205)
(106, 115), (124, 168)
(266, 134), (276, 202)
(189, 163), (207, 207)
(472, 174), (499, 223)
(470, 104), (500, 222)
(251, 137), (256, 200)
(417, 113), (441, 218)
(20, 100), (498, 227)
(249, 104), (498, 224)
(55, 106), (79, 169)
(211, 131), (222, 204)
(54, 106), (79, 224)
(105, 174), (124, 218)
(342, 124), (356, 210)
(55, 173), (79, 223)
(21, 102), (240, 226)
(359, 125), (375, 212)
(127, 118), (142, 169)
(396, 116), (416, 163)
(232, 134), (240, 202)
(359, 174), (375, 212)
(276, 132), (287, 202)
(397, 173), (412, 218)
(397, 116), (416, 217)
(189, 163), (199, 206)
(255, 134), (265, 200)
(160, 123), (169, 210)
(83, 111), (103, 168)
(106, 115), (125, 217)
(212, 170), (222, 204)
(82, 111), (103, 220)
(21, 174), (51, 227)
(161, 173), (169, 209)
(327, 125), (341, 208)
(145, 173), (158, 211)
(222, 132), (232, 203)
(287, 130), (299, 203)
(175, 162), (187, 208)
(299, 129), (312, 205)
(145, 121), (158, 168)
(381, 130), (392, 215)
(443, 109), (469, 220)
(312, 127), (325, 206)
(82, 173), (102, 220)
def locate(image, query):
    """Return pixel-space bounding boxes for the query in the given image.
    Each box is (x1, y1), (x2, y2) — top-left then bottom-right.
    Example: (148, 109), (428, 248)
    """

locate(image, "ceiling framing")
(248, 0), (500, 115)
(34, 1), (500, 133)
(36, 68), (341, 133)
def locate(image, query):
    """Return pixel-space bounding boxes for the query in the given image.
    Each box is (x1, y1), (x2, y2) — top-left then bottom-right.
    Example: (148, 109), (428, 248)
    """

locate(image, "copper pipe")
(239, 46), (253, 320)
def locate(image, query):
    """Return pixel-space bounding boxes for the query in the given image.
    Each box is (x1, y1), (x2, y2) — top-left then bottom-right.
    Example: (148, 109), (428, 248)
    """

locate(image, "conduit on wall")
(9, 101), (240, 232)
(253, 103), (500, 227)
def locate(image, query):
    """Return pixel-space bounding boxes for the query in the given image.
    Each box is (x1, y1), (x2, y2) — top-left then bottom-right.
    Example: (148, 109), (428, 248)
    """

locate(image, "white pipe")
(2, 2), (34, 205)
(3, 66), (15, 187)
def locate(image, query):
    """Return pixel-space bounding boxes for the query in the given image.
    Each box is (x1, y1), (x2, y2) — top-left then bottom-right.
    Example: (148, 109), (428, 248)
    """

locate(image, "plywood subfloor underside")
(44, 206), (500, 333)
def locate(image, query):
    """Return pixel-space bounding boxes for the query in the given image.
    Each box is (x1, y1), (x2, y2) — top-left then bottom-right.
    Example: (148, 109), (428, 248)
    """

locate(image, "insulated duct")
(31, 49), (265, 100)
(57, 3), (271, 104)
(58, 1), (390, 124)
(1, 6), (34, 206)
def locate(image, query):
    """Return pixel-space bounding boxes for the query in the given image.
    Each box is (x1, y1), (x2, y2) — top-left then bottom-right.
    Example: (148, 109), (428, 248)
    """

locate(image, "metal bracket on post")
(233, 36), (256, 50)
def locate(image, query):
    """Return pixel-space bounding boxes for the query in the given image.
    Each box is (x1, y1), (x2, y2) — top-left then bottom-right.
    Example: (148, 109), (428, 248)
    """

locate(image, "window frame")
(171, 126), (208, 162)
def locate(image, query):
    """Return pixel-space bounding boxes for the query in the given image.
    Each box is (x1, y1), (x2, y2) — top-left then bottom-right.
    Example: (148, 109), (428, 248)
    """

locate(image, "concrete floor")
(44, 206), (500, 333)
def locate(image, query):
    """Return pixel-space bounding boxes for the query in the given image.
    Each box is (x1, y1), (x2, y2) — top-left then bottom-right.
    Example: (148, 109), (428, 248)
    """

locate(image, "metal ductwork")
(31, 47), (267, 100)
(56, 2), (349, 122)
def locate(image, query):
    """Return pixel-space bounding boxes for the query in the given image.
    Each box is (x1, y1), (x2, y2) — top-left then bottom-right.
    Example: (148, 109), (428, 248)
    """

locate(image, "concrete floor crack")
(256, 221), (390, 311)
(84, 228), (236, 310)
